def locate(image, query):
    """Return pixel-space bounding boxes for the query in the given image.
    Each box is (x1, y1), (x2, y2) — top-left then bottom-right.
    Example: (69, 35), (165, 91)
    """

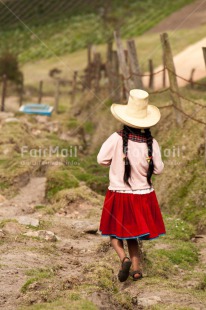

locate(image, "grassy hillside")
(0, 0), (194, 63)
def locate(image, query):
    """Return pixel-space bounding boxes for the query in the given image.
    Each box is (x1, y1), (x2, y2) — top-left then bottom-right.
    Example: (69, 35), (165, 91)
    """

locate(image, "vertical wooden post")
(105, 61), (112, 96)
(107, 40), (113, 63)
(94, 53), (101, 92)
(160, 32), (182, 126)
(162, 51), (166, 88)
(121, 74), (127, 101)
(126, 39), (143, 89)
(148, 59), (154, 89)
(19, 82), (24, 107)
(114, 31), (134, 98)
(205, 126), (206, 166)
(202, 47), (206, 68)
(54, 79), (60, 113)
(189, 68), (195, 88)
(124, 50), (128, 64)
(71, 71), (78, 103)
(111, 51), (121, 102)
(38, 80), (43, 103)
(87, 44), (92, 89)
(1, 74), (7, 112)
(202, 48), (206, 165)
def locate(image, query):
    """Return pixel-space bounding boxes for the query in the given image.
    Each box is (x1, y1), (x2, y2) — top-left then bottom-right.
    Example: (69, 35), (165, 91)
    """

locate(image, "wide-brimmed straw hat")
(110, 89), (161, 128)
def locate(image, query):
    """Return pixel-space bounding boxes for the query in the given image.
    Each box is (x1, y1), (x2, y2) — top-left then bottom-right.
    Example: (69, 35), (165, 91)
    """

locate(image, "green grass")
(18, 297), (98, 310)
(46, 168), (79, 201)
(21, 268), (55, 293)
(0, 219), (18, 228)
(143, 215), (199, 278)
(0, 0), (194, 63)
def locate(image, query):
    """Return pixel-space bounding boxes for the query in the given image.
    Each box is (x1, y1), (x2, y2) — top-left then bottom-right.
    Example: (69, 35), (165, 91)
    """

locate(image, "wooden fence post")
(54, 79), (60, 113)
(204, 126), (206, 166)
(107, 40), (113, 63)
(87, 44), (92, 89)
(160, 32), (182, 126)
(202, 47), (206, 166)
(111, 51), (121, 102)
(114, 31), (134, 98)
(126, 39), (143, 89)
(121, 74), (127, 101)
(38, 80), (43, 103)
(71, 71), (78, 103)
(124, 50), (128, 64)
(94, 52), (101, 92)
(19, 82), (24, 107)
(162, 51), (166, 88)
(148, 59), (154, 89)
(189, 68), (195, 88)
(202, 47), (206, 68)
(1, 74), (7, 112)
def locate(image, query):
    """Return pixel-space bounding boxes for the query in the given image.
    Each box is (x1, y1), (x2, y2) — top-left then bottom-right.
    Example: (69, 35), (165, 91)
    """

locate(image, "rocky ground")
(0, 100), (206, 310)
(0, 171), (206, 309)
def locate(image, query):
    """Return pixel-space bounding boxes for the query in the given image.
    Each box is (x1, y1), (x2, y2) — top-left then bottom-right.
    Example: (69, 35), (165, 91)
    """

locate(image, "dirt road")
(142, 36), (206, 90)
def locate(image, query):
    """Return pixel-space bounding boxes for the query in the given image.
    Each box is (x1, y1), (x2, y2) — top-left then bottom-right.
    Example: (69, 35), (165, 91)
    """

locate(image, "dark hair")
(122, 125), (154, 187)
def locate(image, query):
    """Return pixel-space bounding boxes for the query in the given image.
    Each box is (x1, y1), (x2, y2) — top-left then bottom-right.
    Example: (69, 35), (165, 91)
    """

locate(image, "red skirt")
(99, 189), (166, 240)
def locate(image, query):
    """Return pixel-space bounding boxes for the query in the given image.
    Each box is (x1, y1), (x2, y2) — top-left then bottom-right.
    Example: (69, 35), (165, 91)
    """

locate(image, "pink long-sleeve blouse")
(97, 132), (164, 190)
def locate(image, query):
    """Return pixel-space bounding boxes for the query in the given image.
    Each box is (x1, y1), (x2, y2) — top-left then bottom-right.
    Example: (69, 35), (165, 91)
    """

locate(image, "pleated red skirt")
(99, 189), (166, 240)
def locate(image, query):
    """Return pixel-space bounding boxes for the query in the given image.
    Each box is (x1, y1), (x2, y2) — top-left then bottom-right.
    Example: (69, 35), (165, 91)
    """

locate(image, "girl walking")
(97, 89), (166, 282)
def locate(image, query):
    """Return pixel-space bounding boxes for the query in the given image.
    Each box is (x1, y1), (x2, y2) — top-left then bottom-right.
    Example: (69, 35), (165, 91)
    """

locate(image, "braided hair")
(122, 125), (154, 187)
(144, 128), (154, 186)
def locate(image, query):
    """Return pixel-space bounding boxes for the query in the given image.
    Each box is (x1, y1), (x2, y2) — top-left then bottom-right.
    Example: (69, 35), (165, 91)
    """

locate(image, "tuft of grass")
(45, 168), (79, 201)
(196, 274), (206, 291)
(83, 262), (117, 293)
(0, 219), (18, 228)
(18, 297), (98, 310)
(164, 216), (195, 241)
(21, 268), (55, 293)
(156, 243), (198, 267)
(34, 205), (46, 210)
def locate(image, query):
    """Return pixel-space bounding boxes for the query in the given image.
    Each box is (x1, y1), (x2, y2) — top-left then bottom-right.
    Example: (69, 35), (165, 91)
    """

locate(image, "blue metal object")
(19, 103), (54, 116)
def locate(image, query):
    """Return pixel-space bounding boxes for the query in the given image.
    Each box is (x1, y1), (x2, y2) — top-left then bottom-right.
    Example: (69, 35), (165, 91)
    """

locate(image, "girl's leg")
(110, 236), (129, 264)
(126, 239), (141, 279)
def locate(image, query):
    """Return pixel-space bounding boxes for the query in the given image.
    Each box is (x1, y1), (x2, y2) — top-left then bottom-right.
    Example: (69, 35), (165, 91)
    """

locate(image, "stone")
(72, 220), (99, 234)
(4, 118), (20, 123)
(84, 224), (99, 234)
(17, 216), (39, 227)
(24, 230), (58, 242)
(138, 296), (162, 307)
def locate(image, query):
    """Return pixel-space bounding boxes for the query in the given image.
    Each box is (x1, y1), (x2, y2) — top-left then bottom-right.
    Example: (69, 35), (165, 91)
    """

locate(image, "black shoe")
(118, 256), (132, 282)
(130, 270), (143, 281)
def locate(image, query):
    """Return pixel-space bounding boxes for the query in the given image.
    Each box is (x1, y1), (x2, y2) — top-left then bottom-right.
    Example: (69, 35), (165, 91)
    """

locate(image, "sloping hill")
(148, 0), (206, 32)
(0, 0), (194, 63)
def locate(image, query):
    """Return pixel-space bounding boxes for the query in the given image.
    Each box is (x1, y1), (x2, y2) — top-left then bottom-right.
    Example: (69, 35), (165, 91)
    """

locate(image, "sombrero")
(110, 89), (161, 128)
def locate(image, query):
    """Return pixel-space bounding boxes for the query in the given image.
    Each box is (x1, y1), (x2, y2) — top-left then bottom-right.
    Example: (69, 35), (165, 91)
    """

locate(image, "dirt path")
(0, 177), (46, 218)
(148, 0), (206, 33)
(142, 36), (206, 90)
(1, 175), (206, 309)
